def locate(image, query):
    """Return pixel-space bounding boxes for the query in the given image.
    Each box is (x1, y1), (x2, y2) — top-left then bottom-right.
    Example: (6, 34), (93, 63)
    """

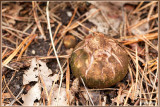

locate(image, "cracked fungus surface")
(70, 33), (129, 88)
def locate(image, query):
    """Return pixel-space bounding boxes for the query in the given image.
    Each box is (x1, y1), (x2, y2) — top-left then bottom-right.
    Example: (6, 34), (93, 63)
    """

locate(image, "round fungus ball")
(63, 35), (77, 49)
(70, 33), (129, 88)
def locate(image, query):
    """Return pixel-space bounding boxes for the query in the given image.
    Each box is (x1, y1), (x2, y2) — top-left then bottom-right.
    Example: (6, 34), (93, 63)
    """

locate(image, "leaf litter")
(2, 1), (158, 106)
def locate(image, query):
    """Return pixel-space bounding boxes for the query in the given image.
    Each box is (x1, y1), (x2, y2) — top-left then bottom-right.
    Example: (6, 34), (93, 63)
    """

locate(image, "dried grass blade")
(132, 1), (144, 14)
(128, 13), (158, 30)
(46, 2), (63, 106)
(67, 9), (100, 31)
(17, 34), (37, 60)
(47, 73), (60, 106)
(32, 2), (46, 40)
(80, 77), (94, 106)
(3, 34), (33, 65)
(132, 1), (157, 13)
(123, 33), (158, 45)
(39, 75), (49, 102)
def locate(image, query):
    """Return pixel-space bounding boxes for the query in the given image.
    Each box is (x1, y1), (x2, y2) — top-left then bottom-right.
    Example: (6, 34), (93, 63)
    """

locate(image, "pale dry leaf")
(101, 96), (107, 106)
(86, 8), (109, 35)
(23, 58), (39, 85)
(88, 2), (123, 35)
(71, 78), (79, 92)
(23, 58), (59, 91)
(51, 85), (68, 106)
(7, 3), (23, 25)
(131, 21), (149, 35)
(33, 102), (40, 106)
(23, 58), (61, 105)
(111, 92), (127, 105)
(37, 59), (59, 91)
(129, 83), (140, 101)
(50, 84), (74, 106)
(130, 13), (149, 35)
(82, 91), (100, 105)
(22, 83), (41, 106)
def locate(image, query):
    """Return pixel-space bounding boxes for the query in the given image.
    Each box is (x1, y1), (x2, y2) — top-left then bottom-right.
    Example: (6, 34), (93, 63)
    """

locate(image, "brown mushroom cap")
(70, 33), (129, 88)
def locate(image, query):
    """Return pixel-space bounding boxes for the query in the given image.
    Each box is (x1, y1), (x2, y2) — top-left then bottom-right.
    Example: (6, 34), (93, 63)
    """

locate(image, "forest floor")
(2, 1), (158, 106)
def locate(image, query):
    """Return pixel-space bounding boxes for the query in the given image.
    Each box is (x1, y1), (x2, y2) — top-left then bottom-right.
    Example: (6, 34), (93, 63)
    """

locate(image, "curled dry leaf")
(23, 58), (59, 91)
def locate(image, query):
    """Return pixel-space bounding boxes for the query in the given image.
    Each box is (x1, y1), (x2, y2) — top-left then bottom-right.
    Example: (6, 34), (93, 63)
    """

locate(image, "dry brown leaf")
(6, 3), (23, 25)
(88, 2), (123, 36)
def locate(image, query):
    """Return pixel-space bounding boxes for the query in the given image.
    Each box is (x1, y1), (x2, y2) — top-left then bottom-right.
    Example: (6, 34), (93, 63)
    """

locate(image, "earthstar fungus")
(70, 33), (129, 88)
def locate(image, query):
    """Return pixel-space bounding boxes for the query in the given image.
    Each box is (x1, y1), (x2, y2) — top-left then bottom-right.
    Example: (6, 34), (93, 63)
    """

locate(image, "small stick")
(116, 87), (122, 106)
(132, 1), (144, 14)
(2, 36), (16, 45)
(2, 47), (8, 58)
(69, 30), (84, 40)
(52, 22), (61, 42)
(66, 59), (70, 104)
(47, 23), (61, 56)
(38, 55), (69, 60)
(122, 33), (158, 46)
(147, 2), (156, 21)
(67, 9), (101, 31)
(77, 21), (97, 34)
(4, 29), (24, 40)
(2, 70), (17, 93)
(39, 75), (49, 103)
